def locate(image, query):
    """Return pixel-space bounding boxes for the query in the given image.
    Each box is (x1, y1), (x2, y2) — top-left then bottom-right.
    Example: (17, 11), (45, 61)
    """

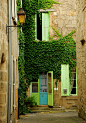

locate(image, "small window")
(70, 68), (77, 95)
(32, 83), (38, 93)
(37, 13), (42, 41)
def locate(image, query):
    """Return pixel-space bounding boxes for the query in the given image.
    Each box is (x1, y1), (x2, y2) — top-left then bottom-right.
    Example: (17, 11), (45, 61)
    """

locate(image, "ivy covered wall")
(17, 0), (76, 114)
(22, 0), (76, 84)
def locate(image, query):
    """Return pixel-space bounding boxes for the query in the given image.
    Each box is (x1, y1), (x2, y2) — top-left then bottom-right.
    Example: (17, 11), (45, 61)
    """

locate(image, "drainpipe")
(21, 0), (22, 32)
(8, 0), (12, 123)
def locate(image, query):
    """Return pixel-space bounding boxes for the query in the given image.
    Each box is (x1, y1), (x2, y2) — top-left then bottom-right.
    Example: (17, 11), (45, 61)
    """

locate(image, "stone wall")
(76, 0), (86, 120)
(53, 79), (78, 109)
(49, 0), (76, 40)
(0, 0), (18, 122)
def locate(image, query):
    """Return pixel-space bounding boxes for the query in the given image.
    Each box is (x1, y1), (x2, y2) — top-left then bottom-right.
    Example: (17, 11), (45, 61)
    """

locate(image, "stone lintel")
(40, 9), (56, 12)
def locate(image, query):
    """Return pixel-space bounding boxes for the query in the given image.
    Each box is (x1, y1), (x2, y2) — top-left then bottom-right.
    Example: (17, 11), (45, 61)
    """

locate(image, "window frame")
(31, 82), (39, 93)
(32, 82), (38, 93)
(70, 67), (77, 96)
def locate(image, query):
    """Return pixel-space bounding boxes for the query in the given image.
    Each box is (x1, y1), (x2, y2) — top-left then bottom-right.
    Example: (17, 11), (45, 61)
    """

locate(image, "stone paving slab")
(18, 111), (86, 123)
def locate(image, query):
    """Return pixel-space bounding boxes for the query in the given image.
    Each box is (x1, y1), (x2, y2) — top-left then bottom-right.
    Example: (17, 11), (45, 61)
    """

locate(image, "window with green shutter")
(35, 12), (49, 41)
(61, 64), (77, 96)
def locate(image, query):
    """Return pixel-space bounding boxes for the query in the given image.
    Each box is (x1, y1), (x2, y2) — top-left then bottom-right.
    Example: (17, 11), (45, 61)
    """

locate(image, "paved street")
(18, 111), (86, 123)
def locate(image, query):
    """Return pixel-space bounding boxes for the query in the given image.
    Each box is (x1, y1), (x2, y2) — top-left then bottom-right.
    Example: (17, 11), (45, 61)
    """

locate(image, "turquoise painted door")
(47, 71), (53, 106)
(39, 74), (48, 105)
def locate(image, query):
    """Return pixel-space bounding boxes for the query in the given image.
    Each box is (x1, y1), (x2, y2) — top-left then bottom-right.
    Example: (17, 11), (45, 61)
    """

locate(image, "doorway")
(39, 74), (48, 105)
(31, 71), (53, 106)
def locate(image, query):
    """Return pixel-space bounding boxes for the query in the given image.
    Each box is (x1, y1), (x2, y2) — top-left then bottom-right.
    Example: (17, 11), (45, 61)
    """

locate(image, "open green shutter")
(61, 64), (69, 96)
(42, 13), (49, 41)
(35, 14), (37, 40)
(47, 71), (53, 106)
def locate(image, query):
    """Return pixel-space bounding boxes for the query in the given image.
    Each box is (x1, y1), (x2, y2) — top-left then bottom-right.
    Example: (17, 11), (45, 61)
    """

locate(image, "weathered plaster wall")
(10, 8), (18, 123)
(49, 0), (76, 40)
(0, 0), (8, 122)
(76, 0), (86, 120)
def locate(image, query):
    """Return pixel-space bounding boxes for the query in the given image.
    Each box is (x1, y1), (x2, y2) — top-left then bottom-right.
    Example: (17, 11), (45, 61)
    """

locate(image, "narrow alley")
(18, 112), (86, 123)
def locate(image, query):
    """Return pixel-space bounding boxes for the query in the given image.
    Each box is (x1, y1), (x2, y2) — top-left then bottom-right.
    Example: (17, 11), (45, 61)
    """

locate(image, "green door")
(47, 71), (53, 106)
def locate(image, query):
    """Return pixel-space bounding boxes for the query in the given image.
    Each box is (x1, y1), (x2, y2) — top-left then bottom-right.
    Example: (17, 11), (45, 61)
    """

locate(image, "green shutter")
(35, 14), (37, 40)
(47, 71), (53, 106)
(42, 13), (49, 41)
(61, 64), (69, 96)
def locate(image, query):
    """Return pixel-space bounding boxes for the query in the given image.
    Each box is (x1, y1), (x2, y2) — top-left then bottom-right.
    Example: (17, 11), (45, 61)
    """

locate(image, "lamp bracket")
(6, 24), (22, 34)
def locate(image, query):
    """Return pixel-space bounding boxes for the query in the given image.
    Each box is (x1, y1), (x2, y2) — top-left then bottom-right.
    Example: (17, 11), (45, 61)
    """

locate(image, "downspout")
(21, 0), (22, 32)
(8, 0), (12, 123)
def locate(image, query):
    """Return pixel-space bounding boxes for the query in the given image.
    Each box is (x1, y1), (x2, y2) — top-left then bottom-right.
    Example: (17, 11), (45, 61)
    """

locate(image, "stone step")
(30, 107), (65, 113)
(50, 108), (65, 111)
(30, 107), (49, 110)
(30, 110), (50, 113)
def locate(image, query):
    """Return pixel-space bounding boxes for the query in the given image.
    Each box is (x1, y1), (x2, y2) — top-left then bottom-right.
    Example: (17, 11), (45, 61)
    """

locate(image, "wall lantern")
(17, 8), (26, 25)
(6, 8), (26, 34)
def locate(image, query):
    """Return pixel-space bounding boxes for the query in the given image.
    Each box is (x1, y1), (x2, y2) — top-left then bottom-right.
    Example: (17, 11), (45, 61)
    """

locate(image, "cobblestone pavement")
(18, 111), (86, 123)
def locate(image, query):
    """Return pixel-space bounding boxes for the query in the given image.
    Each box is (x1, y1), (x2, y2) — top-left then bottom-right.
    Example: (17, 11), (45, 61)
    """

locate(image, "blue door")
(39, 74), (48, 105)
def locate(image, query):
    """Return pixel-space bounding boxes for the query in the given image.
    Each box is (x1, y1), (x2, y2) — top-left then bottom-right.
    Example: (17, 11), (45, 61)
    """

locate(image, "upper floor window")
(35, 12), (49, 41)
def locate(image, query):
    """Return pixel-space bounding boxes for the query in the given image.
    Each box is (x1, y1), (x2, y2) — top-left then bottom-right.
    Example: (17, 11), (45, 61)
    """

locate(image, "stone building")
(27, 0), (78, 109)
(0, 0), (18, 123)
(76, 0), (86, 121)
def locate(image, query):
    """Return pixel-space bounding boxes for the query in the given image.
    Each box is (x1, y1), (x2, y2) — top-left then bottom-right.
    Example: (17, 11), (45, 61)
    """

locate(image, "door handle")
(42, 94), (43, 97)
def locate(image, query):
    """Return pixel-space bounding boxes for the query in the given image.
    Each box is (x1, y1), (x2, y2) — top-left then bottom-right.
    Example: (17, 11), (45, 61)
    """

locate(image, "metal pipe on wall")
(8, 0), (12, 122)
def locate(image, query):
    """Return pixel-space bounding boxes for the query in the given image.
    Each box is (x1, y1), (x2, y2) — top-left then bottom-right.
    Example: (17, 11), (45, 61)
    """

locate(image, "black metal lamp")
(6, 8), (26, 33)
(17, 8), (26, 25)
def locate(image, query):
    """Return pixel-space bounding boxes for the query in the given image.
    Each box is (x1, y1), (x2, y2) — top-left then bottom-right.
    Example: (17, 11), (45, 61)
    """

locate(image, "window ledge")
(40, 9), (56, 12)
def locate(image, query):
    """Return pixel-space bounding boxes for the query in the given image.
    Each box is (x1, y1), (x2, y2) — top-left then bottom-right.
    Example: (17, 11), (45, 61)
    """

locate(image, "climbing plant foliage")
(18, 31), (28, 114)
(17, 0), (76, 114)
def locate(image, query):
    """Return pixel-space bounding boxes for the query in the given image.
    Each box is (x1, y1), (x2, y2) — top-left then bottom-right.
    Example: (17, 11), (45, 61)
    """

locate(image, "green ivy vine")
(17, 0), (76, 114)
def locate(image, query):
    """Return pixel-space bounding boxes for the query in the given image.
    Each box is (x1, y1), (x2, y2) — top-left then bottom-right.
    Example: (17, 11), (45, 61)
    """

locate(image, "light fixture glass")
(18, 8), (26, 25)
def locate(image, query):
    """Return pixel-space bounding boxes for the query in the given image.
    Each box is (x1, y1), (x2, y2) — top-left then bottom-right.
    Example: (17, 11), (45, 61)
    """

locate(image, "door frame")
(31, 71), (53, 106)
